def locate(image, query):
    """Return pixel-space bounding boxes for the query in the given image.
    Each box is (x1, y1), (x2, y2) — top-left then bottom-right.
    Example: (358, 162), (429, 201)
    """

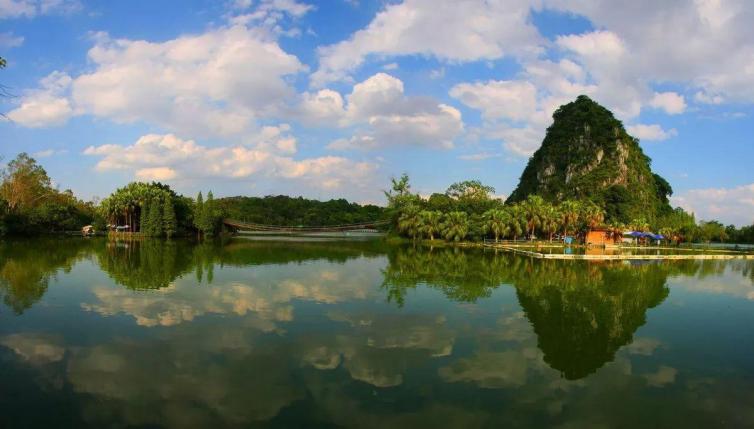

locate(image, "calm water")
(1, 237), (754, 428)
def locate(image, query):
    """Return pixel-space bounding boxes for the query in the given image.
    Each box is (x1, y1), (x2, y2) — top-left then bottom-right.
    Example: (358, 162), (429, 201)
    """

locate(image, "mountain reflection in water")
(1, 237), (753, 428)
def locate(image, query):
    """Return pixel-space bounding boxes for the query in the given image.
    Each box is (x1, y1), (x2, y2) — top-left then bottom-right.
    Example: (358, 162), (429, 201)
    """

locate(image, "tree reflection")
(0, 238), (88, 314)
(381, 246), (511, 305)
(512, 260), (676, 380)
(94, 239), (197, 290)
(379, 245), (709, 379)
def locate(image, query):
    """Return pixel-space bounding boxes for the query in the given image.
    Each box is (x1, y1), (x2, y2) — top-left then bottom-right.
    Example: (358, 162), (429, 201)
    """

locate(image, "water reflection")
(0, 238), (89, 314)
(1, 238), (754, 428)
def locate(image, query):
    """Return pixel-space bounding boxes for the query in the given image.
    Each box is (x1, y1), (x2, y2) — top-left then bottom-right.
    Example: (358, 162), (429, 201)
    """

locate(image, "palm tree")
(506, 205), (525, 241)
(541, 204), (561, 242)
(483, 209), (509, 242)
(442, 211), (469, 242)
(522, 195), (545, 240)
(559, 200), (581, 238)
(419, 210), (442, 240)
(581, 202), (605, 231)
(398, 205), (422, 241)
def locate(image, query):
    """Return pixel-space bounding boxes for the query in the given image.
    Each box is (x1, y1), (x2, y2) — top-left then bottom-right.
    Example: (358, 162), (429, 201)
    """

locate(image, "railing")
(223, 219), (389, 233)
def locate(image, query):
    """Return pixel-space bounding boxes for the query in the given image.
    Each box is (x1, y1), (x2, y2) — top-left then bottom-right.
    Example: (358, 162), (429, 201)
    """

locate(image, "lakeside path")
(484, 244), (754, 260)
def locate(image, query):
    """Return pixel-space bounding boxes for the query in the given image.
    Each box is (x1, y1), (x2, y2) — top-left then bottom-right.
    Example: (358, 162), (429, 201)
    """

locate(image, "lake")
(1, 237), (753, 428)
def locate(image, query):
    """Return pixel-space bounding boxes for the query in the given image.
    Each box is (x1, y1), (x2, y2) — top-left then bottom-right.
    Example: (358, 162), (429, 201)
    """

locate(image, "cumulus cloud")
(0, 0), (81, 19)
(8, 22), (306, 139)
(83, 133), (377, 193)
(450, 59), (597, 156)
(650, 92), (686, 114)
(311, 0), (542, 86)
(7, 71), (74, 127)
(543, 0), (754, 103)
(626, 124), (678, 141)
(671, 183), (754, 226)
(308, 73), (463, 150)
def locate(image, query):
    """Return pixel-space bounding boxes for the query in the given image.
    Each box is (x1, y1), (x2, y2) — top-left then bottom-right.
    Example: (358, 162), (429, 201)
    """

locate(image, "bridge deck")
(223, 219), (388, 233)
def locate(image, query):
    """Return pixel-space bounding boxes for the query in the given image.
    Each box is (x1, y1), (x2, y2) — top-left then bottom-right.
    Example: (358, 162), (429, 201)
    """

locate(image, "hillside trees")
(0, 153), (94, 234)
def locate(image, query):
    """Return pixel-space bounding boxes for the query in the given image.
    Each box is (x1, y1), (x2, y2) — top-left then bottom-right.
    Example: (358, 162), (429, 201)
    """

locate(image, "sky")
(1, 0), (753, 226)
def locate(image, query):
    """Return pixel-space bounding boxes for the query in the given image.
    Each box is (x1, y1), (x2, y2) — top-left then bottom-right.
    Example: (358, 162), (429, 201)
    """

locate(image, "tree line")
(384, 174), (753, 244)
(1, 153), (752, 243)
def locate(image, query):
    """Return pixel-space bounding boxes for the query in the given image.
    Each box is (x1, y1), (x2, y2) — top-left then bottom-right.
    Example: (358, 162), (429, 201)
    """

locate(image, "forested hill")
(506, 95), (673, 223)
(215, 195), (384, 226)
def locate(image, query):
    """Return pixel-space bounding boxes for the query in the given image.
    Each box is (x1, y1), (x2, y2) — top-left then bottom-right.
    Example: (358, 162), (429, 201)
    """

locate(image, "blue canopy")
(626, 231), (665, 240)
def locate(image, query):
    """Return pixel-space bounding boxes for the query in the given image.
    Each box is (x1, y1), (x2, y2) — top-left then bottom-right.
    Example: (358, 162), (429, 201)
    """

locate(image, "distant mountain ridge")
(507, 95), (672, 223)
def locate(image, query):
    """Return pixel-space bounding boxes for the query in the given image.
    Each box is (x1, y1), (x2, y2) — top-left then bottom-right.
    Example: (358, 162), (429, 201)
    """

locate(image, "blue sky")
(1, 0), (753, 225)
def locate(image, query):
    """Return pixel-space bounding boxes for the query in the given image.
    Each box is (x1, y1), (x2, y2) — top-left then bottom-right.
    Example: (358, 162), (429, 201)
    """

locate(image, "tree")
(442, 211), (469, 242)
(202, 191), (217, 237)
(581, 202), (605, 231)
(445, 180), (499, 214)
(163, 198), (177, 238)
(540, 204), (561, 242)
(0, 153), (52, 212)
(483, 209), (509, 242)
(506, 205), (525, 241)
(194, 192), (205, 238)
(397, 205), (422, 241)
(148, 198), (163, 237)
(560, 200), (580, 237)
(140, 198), (151, 235)
(521, 195), (545, 240)
(419, 210), (442, 240)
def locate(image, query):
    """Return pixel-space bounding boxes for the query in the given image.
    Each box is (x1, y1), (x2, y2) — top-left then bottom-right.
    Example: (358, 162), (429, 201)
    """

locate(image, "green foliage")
(194, 192), (204, 235)
(163, 198), (177, 238)
(507, 95), (672, 223)
(419, 210), (442, 240)
(697, 220), (727, 243)
(442, 211), (470, 242)
(0, 238), (89, 314)
(99, 181), (189, 235)
(397, 204), (422, 240)
(482, 209), (509, 241)
(216, 195), (383, 227)
(0, 153), (94, 234)
(0, 57), (6, 68)
(148, 198), (163, 237)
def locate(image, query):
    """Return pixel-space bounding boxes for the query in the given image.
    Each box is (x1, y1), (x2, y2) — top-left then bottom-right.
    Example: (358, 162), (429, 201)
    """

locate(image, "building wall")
(586, 230), (608, 246)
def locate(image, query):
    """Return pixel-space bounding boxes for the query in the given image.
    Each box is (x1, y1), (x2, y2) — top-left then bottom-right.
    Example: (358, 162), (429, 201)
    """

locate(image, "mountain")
(506, 95), (673, 223)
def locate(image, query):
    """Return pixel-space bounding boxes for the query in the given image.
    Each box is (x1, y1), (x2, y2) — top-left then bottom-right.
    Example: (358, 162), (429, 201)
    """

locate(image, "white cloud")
(8, 22), (306, 139)
(311, 0), (542, 86)
(83, 133), (377, 193)
(7, 71), (74, 127)
(543, 0), (754, 103)
(626, 124), (678, 141)
(450, 80), (538, 122)
(650, 92), (686, 114)
(0, 0), (80, 18)
(694, 90), (724, 105)
(318, 73), (463, 150)
(450, 59), (598, 157)
(671, 183), (754, 226)
(0, 31), (23, 47)
(556, 30), (625, 58)
(227, 0), (314, 37)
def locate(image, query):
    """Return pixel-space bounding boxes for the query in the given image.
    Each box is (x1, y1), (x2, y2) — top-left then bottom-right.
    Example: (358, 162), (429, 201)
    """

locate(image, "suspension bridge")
(222, 219), (389, 235)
